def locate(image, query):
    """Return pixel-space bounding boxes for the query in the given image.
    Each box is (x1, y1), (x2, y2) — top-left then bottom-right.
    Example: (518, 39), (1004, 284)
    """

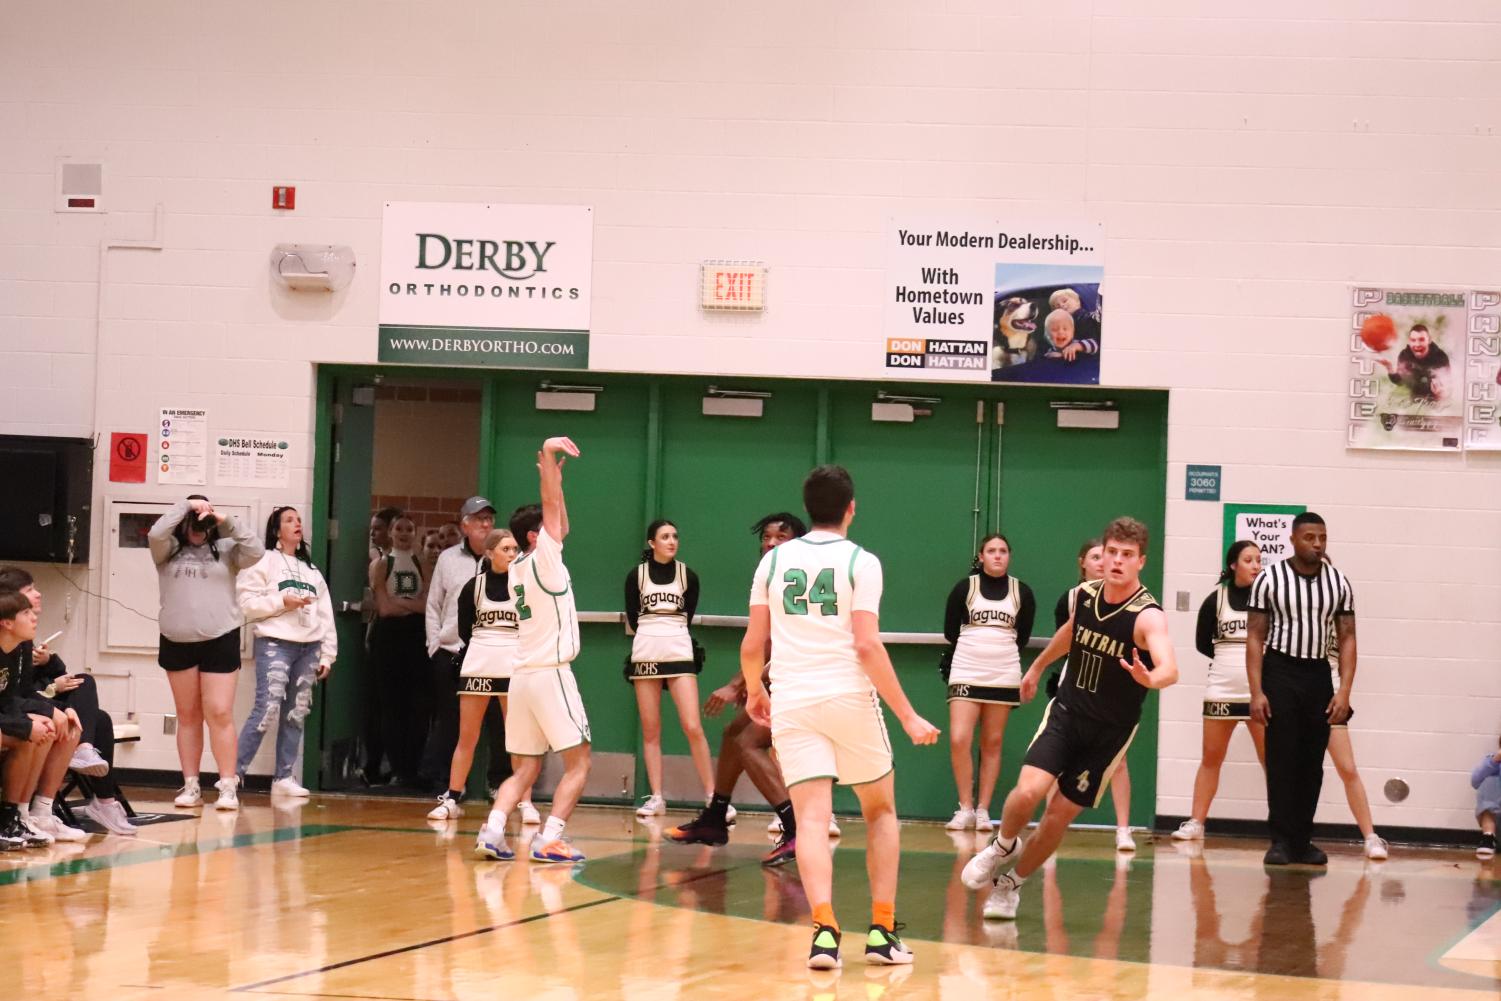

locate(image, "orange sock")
(811, 903), (838, 931)
(872, 901), (895, 930)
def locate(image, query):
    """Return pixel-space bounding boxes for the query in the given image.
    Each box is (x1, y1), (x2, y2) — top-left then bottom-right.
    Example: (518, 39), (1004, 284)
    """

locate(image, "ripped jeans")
(235, 637), (320, 781)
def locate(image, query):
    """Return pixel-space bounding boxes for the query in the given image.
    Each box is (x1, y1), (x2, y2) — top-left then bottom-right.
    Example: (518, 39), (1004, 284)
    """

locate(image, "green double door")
(310, 368), (1166, 824)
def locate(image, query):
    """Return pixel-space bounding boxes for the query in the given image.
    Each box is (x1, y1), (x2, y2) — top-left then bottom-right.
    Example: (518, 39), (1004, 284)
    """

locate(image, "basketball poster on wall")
(1465, 290), (1501, 451)
(884, 219), (1105, 384)
(1346, 287), (1465, 451)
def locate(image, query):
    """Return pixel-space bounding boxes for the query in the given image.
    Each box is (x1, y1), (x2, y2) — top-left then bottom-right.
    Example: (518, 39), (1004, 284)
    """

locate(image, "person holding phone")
(148, 494), (264, 810)
(234, 507), (337, 797)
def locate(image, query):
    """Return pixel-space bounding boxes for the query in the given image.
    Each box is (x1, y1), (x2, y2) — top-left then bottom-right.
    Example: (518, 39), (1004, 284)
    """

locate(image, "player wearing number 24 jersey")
(741, 465), (938, 971)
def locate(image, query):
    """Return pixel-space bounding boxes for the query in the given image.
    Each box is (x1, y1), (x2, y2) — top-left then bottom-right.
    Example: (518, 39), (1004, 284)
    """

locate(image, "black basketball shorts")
(1022, 699), (1137, 809)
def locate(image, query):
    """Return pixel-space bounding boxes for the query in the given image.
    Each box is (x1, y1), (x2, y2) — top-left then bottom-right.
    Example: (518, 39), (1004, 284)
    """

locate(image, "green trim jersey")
(749, 529), (882, 714)
(1056, 578), (1160, 727)
(384, 549), (423, 598)
(510, 526), (580, 672)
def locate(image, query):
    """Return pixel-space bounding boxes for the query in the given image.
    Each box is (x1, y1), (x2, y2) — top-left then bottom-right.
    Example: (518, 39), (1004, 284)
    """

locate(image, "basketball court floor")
(4, 791), (1498, 1000)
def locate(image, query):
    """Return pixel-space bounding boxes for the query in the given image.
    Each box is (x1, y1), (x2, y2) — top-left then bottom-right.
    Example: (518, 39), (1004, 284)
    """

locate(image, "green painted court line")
(0, 824), (352, 888)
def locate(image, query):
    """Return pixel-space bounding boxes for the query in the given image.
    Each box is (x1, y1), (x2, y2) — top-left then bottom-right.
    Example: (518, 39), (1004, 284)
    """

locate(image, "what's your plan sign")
(379, 202), (593, 368)
(884, 218), (1105, 384)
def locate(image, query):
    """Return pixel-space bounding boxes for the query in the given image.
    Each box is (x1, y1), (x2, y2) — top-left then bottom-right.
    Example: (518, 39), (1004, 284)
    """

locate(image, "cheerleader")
(427, 529), (538, 824)
(1173, 541), (1266, 842)
(941, 534), (1035, 832)
(624, 520), (713, 817)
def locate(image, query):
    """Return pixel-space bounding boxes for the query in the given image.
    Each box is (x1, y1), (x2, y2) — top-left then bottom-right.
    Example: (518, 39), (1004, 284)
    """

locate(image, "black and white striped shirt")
(1248, 561), (1355, 661)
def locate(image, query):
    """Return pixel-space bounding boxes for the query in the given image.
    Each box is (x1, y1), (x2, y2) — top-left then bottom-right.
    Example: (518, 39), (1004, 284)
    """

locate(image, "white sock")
(96, 797), (116, 807)
(486, 809), (508, 834)
(542, 815), (566, 841)
(32, 795), (53, 815)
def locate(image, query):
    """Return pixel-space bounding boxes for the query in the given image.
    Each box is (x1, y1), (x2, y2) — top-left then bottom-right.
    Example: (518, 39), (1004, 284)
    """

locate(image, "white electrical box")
(104, 499), (257, 651)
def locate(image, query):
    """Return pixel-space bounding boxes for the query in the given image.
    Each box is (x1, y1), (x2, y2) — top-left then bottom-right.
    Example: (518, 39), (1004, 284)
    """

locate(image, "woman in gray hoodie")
(148, 495), (263, 810)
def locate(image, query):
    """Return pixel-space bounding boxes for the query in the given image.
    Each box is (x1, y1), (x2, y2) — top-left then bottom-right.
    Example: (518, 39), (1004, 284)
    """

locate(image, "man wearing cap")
(421, 496), (504, 790)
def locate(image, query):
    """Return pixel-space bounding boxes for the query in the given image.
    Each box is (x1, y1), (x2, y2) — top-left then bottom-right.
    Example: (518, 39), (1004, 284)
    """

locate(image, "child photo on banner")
(990, 263), (1104, 385)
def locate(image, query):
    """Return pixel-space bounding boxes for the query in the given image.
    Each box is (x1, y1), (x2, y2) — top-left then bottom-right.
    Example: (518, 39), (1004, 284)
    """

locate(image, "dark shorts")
(159, 631), (242, 673)
(1023, 699), (1137, 808)
(458, 675), (509, 697)
(947, 684), (1020, 706)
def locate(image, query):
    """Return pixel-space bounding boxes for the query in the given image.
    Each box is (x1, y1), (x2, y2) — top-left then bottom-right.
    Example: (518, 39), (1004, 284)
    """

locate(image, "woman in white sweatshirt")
(234, 506), (337, 797)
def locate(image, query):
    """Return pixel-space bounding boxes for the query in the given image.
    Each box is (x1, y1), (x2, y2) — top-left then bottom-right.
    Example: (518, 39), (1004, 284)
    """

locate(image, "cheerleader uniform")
(942, 572), (1035, 704)
(623, 559), (701, 681)
(456, 564), (519, 696)
(1194, 582), (1252, 720)
(1045, 583), (1083, 697)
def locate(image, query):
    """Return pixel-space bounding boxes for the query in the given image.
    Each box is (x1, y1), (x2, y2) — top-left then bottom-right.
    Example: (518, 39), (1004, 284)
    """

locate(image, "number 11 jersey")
(1056, 578), (1160, 727)
(749, 530), (882, 714)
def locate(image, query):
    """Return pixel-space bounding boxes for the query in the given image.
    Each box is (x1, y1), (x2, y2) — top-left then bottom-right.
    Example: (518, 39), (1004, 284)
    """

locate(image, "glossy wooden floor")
(3, 791), (1498, 1001)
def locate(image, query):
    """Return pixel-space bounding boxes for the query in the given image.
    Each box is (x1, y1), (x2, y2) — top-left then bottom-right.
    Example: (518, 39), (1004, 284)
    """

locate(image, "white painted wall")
(2, 1), (1497, 820)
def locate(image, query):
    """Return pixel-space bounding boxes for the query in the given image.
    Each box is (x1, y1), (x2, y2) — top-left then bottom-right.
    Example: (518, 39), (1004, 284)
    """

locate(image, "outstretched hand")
(1118, 647), (1154, 689)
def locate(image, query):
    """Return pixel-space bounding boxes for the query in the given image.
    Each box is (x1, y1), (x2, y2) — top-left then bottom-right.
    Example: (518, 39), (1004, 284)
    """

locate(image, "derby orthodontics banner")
(884, 218), (1105, 384)
(379, 202), (592, 368)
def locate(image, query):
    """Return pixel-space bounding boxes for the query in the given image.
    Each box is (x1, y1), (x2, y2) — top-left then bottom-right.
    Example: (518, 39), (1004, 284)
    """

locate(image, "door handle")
(338, 600), (364, 614)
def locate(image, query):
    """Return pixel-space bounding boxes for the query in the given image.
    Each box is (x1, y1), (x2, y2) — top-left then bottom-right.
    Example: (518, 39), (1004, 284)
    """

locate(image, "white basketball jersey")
(462, 567), (519, 679)
(750, 530), (881, 714)
(631, 560), (693, 664)
(510, 527), (580, 672)
(950, 574), (1024, 686)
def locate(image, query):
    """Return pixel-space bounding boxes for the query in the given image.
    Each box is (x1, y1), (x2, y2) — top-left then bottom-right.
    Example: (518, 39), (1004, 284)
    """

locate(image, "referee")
(1247, 512), (1356, 866)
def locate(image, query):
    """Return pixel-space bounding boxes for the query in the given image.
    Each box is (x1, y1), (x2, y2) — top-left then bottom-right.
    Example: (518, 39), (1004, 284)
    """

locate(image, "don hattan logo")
(415, 233), (555, 279)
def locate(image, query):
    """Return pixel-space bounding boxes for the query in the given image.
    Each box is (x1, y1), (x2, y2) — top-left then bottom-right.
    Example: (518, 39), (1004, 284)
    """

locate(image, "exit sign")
(700, 262), (766, 311)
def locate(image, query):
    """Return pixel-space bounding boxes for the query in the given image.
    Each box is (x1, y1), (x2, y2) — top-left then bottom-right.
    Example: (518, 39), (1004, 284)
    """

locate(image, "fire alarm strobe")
(272, 186), (296, 210)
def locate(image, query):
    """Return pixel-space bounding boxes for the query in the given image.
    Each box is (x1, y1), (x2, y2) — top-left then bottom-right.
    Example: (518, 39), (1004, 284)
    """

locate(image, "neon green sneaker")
(807, 923), (841, 969)
(865, 922), (913, 965)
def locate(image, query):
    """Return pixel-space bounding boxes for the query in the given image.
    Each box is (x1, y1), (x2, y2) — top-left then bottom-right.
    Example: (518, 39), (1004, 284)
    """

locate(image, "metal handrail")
(576, 610), (1048, 649)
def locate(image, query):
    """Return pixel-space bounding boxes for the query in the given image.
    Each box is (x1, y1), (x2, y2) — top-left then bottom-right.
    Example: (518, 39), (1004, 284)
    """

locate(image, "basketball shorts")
(505, 666), (591, 755)
(1023, 699), (1137, 809)
(770, 691), (892, 788)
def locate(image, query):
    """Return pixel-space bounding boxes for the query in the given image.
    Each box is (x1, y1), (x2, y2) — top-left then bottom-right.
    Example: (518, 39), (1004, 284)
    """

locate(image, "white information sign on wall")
(158, 408), (207, 485)
(378, 201), (593, 369)
(884, 218), (1105, 384)
(214, 434), (291, 488)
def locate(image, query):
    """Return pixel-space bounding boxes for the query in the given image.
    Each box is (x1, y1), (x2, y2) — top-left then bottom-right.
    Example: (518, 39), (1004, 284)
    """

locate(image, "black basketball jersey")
(1056, 578), (1160, 727)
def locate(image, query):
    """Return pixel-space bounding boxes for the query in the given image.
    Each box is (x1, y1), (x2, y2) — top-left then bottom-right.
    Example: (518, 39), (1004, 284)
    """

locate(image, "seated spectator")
(1472, 738), (1501, 859)
(0, 567), (135, 836)
(0, 590), (63, 849)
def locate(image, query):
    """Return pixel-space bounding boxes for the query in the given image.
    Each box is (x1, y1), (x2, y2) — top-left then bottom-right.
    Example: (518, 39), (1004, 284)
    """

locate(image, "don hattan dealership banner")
(379, 202), (593, 368)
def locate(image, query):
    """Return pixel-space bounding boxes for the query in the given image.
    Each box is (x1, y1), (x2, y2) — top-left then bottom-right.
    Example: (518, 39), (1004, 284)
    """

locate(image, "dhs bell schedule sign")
(379, 202), (592, 368)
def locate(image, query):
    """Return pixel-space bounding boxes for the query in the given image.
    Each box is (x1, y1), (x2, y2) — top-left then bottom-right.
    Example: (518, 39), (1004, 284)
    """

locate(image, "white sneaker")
(30, 810), (87, 843)
(725, 804), (737, 824)
(973, 808), (994, 833)
(18, 808), (54, 845)
(768, 814), (783, 834)
(962, 834), (1022, 890)
(829, 817), (841, 837)
(1364, 834), (1389, 860)
(79, 799), (138, 836)
(214, 777), (240, 811)
(982, 873), (1022, 920)
(1116, 828), (1137, 853)
(636, 794), (666, 818)
(174, 778), (203, 808)
(427, 794), (462, 821)
(1171, 819), (1205, 841)
(271, 777), (310, 798)
(69, 744), (110, 778)
(945, 807), (976, 831)
(519, 801), (542, 825)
